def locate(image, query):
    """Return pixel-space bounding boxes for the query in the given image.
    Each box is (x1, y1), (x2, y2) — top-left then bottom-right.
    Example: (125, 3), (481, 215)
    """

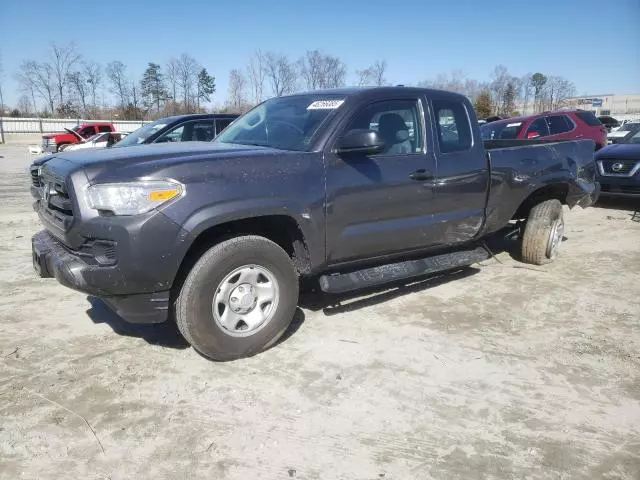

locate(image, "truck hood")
(596, 143), (640, 160)
(36, 142), (289, 183)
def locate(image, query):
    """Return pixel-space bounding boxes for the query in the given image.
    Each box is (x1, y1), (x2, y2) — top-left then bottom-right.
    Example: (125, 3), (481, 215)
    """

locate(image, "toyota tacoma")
(30, 87), (600, 360)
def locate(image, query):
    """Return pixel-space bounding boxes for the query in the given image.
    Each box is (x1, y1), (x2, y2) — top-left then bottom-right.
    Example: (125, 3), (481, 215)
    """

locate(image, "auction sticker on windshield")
(307, 100), (345, 110)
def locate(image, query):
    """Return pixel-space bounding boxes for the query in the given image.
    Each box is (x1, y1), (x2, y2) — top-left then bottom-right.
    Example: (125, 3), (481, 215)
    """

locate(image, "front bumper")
(597, 175), (640, 198)
(32, 230), (171, 323)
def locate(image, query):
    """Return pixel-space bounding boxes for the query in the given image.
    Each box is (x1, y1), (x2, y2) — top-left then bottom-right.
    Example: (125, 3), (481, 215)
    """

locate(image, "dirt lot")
(0, 143), (639, 480)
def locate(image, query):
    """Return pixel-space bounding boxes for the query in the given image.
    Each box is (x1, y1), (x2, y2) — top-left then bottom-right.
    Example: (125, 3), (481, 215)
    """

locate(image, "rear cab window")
(432, 100), (472, 152)
(575, 111), (603, 127)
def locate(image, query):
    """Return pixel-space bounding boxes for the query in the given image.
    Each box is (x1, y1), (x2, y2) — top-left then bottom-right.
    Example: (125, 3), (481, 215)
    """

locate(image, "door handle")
(409, 169), (434, 181)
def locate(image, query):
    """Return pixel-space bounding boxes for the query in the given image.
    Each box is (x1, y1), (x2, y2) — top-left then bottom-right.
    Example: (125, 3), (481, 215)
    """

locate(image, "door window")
(546, 115), (574, 134)
(156, 121), (216, 143)
(98, 125), (112, 133)
(526, 117), (550, 138)
(215, 118), (233, 135)
(432, 100), (472, 153)
(344, 99), (423, 154)
(79, 127), (95, 138)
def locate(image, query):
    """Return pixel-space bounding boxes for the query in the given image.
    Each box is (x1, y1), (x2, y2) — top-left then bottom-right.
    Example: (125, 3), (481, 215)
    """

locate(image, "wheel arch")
(512, 183), (569, 220)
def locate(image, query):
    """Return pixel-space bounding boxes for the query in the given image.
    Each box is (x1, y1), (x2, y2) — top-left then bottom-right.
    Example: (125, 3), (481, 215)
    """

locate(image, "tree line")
(419, 66), (576, 119)
(2, 43), (576, 121)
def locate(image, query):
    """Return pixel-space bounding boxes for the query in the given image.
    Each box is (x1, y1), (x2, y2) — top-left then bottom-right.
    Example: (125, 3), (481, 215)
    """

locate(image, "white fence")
(0, 117), (148, 136)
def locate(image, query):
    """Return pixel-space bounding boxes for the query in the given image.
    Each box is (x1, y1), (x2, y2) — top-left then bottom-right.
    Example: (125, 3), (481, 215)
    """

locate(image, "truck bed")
(482, 139), (599, 235)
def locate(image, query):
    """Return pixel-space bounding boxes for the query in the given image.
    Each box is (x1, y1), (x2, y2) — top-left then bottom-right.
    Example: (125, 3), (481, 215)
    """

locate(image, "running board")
(319, 246), (489, 294)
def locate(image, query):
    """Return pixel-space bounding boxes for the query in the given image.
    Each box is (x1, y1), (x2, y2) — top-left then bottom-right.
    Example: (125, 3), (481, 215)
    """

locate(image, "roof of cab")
(282, 86), (469, 101)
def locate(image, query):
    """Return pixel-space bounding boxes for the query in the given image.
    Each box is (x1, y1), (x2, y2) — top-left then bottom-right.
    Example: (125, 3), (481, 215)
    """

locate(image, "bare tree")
(177, 53), (199, 111)
(17, 95), (32, 115)
(419, 69), (467, 94)
(227, 69), (247, 111)
(18, 61), (56, 114)
(106, 61), (130, 109)
(67, 70), (88, 113)
(357, 60), (387, 86)
(542, 76), (576, 111)
(51, 43), (81, 108)
(83, 61), (101, 109)
(264, 52), (297, 97)
(166, 58), (179, 112)
(299, 50), (347, 90)
(247, 50), (266, 104)
(520, 73), (533, 115)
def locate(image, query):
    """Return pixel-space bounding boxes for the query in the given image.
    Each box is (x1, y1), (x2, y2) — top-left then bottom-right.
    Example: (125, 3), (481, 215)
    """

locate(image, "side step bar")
(319, 246), (489, 294)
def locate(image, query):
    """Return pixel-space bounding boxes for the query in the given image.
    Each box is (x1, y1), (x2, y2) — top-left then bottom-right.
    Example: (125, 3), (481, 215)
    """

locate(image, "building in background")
(566, 94), (640, 121)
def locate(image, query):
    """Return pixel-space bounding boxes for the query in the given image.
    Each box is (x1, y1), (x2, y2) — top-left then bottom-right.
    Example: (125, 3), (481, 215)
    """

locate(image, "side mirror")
(527, 132), (540, 139)
(336, 129), (385, 154)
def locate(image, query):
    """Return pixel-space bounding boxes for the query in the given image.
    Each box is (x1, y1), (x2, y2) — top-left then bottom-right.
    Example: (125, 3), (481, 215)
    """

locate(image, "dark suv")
(481, 110), (608, 149)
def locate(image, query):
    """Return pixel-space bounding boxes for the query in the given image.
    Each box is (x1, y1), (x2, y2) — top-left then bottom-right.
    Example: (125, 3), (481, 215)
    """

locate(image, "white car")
(61, 131), (126, 152)
(610, 118), (639, 133)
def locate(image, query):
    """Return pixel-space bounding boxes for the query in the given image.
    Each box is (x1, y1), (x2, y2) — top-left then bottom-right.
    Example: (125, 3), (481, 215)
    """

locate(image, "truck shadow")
(299, 267), (480, 316)
(85, 296), (306, 351)
(85, 296), (190, 349)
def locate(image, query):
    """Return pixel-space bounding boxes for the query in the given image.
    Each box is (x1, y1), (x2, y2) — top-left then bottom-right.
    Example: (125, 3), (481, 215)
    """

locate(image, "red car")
(480, 110), (608, 150)
(41, 122), (116, 153)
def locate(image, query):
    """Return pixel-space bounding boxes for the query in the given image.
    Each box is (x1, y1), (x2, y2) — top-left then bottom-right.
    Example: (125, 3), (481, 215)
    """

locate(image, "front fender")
(172, 197), (326, 272)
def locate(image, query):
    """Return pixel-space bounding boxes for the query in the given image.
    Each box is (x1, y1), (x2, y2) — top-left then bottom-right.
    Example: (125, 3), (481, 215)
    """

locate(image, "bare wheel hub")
(546, 217), (565, 259)
(212, 265), (279, 337)
(229, 283), (258, 314)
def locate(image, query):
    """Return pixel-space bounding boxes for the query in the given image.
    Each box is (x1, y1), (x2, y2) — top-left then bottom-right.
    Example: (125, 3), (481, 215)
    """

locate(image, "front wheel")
(175, 236), (299, 361)
(521, 199), (564, 265)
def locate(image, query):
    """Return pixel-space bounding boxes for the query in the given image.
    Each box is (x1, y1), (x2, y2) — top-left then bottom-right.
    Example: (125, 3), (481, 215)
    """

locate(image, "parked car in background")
(596, 129), (640, 198)
(607, 122), (640, 144)
(611, 118), (640, 132)
(61, 131), (127, 152)
(112, 113), (239, 148)
(42, 122), (115, 153)
(30, 86), (598, 361)
(480, 110), (608, 149)
(598, 115), (619, 132)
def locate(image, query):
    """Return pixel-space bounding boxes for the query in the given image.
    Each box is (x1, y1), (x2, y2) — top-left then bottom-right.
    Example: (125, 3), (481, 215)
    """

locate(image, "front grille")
(598, 159), (640, 176)
(38, 172), (75, 230)
(30, 167), (41, 187)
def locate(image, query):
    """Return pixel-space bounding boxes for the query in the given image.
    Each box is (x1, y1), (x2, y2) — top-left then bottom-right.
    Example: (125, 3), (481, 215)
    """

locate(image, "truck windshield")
(213, 95), (345, 151)
(480, 120), (525, 140)
(113, 119), (168, 147)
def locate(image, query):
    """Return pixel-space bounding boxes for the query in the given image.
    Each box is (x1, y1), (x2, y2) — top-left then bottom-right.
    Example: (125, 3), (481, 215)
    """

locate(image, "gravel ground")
(0, 143), (639, 480)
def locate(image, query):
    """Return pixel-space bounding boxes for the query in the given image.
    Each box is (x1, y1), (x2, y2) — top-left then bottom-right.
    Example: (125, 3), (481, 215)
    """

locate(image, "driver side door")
(324, 97), (440, 265)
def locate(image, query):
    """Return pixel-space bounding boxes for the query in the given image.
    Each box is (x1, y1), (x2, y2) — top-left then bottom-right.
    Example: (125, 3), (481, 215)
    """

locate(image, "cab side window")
(345, 99), (423, 155)
(432, 100), (472, 153)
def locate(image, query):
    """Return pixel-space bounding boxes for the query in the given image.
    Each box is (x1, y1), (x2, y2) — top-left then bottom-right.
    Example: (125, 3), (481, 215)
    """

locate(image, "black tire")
(176, 235), (299, 361)
(521, 199), (564, 265)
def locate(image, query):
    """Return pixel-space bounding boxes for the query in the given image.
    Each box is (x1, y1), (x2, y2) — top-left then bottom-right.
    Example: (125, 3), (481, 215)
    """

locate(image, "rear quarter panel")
(483, 139), (597, 233)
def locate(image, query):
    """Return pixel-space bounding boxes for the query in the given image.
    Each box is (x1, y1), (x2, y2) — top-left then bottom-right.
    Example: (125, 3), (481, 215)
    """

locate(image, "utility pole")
(0, 81), (5, 144)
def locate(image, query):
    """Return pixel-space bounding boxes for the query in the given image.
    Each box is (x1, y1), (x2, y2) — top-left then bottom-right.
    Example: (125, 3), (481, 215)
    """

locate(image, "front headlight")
(85, 180), (184, 216)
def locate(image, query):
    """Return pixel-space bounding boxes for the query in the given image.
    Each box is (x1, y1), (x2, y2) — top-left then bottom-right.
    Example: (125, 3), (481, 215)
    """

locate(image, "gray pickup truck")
(30, 87), (599, 361)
